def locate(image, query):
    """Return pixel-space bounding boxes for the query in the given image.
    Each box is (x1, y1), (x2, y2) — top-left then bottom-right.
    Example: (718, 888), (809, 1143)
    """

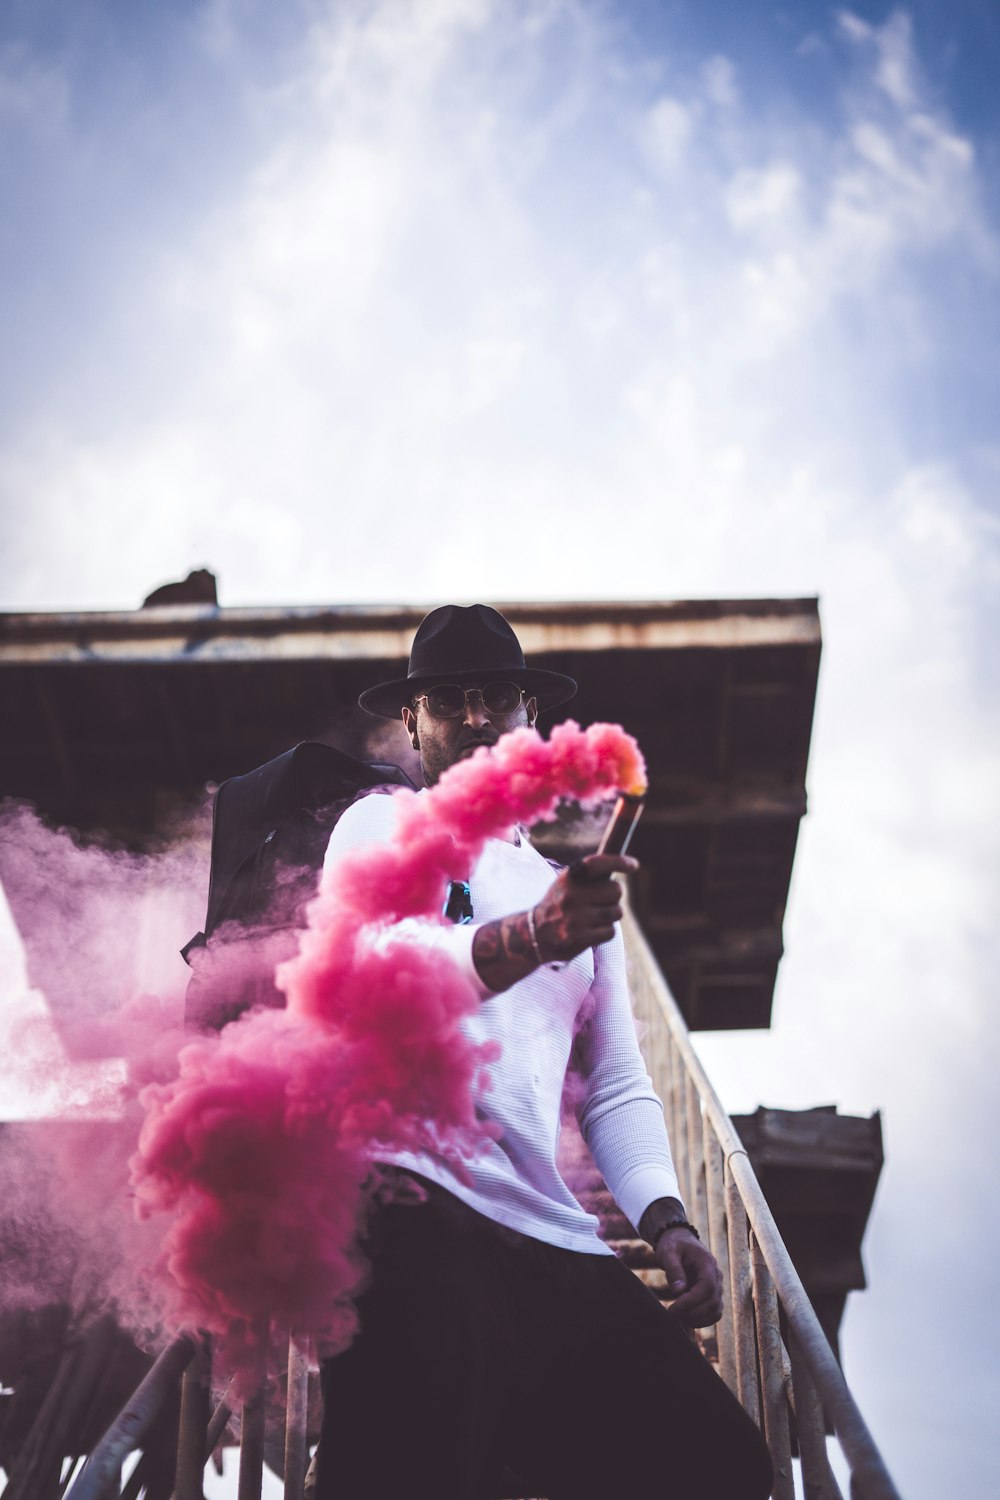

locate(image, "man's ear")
(526, 695), (538, 728)
(401, 705), (420, 750)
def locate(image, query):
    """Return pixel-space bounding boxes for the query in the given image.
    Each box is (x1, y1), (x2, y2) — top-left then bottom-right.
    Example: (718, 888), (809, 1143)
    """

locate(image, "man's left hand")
(655, 1229), (725, 1329)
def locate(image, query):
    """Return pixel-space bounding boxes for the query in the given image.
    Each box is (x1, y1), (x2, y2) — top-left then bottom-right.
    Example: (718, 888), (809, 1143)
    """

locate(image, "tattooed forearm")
(472, 911), (540, 994)
(469, 854), (637, 996)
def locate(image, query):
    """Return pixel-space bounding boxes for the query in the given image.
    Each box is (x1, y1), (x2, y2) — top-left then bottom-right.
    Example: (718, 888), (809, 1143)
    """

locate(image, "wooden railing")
(60, 1331), (310, 1500)
(56, 913), (904, 1500)
(622, 905), (902, 1500)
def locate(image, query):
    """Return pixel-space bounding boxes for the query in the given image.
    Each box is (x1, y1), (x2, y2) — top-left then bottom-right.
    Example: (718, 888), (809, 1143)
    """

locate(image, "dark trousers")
(317, 1175), (773, 1499)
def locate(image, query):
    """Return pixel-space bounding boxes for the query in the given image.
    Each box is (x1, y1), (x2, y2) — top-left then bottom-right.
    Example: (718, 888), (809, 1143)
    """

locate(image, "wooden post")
(653, 988), (673, 1114)
(662, 1027), (680, 1156)
(238, 1326), (270, 1500)
(724, 1162), (760, 1427)
(703, 1117), (737, 1395)
(283, 1335), (310, 1500)
(58, 1456), (87, 1499)
(751, 1234), (794, 1500)
(9, 1317), (120, 1500)
(789, 1332), (844, 1500)
(173, 1341), (210, 1500)
(140, 1384), (183, 1500)
(3, 1340), (79, 1500)
(65, 1334), (195, 1500)
(206, 1382), (236, 1458)
(685, 1070), (708, 1234)
(670, 1047), (691, 1207)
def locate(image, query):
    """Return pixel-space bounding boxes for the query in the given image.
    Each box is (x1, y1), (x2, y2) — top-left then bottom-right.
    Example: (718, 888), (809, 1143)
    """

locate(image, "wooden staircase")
(2, 912), (901, 1500)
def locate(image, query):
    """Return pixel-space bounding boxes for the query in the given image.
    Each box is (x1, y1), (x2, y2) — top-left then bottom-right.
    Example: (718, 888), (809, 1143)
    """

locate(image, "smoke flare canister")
(596, 793), (644, 857)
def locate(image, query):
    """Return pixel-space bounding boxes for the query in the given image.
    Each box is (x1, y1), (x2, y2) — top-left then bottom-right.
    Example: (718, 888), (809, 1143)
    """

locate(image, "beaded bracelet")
(525, 907), (545, 965)
(649, 1219), (701, 1252)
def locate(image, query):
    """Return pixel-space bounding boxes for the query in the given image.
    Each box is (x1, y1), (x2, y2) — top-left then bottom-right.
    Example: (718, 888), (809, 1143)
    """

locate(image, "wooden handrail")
(622, 905), (902, 1500)
(56, 907), (899, 1500)
(59, 1332), (312, 1500)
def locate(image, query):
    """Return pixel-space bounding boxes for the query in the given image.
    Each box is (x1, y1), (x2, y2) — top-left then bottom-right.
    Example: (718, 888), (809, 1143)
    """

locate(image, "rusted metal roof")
(0, 596), (820, 1031)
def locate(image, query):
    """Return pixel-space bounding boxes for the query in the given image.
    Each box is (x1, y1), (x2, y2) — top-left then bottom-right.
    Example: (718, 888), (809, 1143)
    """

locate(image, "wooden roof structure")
(0, 592), (895, 1487)
(0, 594), (820, 1032)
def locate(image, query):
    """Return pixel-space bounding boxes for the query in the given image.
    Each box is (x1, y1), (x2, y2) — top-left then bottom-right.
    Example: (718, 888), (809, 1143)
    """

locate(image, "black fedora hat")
(358, 605), (577, 719)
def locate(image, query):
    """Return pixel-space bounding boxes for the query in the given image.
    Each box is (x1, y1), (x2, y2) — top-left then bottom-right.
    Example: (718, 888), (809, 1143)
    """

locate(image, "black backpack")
(183, 741), (416, 1029)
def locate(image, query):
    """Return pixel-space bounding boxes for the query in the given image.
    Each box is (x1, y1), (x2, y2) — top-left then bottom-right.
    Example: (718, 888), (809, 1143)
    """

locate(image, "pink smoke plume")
(130, 721), (646, 1381)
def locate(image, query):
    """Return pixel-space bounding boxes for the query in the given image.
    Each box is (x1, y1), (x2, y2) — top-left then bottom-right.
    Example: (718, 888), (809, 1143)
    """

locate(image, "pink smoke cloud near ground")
(0, 805), (206, 1338)
(130, 721), (646, 1383)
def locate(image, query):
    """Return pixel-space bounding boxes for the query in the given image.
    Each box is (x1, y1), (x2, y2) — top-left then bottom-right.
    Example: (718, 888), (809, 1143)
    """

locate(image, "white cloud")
(702, 54), (738, 110)
(860, 7), (919, 109)
(725, 161), (803, 235)
(641, 95), (694, 174)
(3, 2), (994, 605)
(836, 10), (873, 46)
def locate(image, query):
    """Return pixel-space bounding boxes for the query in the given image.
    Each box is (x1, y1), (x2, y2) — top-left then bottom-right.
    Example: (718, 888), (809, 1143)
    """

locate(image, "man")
(315, 605), (772, 1500)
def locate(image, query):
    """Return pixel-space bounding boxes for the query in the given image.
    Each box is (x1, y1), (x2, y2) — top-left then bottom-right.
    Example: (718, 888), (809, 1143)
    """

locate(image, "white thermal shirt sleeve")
(573, 924), (683, 1230)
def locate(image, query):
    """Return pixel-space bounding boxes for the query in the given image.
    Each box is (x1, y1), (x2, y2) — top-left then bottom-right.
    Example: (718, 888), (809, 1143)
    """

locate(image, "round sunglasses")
(412, 682), (527, 720)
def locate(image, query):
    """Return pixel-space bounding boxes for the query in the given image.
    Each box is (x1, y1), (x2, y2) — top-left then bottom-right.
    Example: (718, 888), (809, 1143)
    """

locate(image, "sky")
(1, 1), (999, 1494)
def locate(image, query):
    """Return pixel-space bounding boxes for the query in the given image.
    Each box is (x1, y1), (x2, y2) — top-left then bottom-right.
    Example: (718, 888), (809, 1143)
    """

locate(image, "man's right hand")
(470, 854), (638, 993)
(532, 854), (638, 962)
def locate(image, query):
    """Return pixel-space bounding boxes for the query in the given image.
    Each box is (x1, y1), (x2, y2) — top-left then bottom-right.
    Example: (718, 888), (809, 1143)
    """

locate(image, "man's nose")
(462, 697), (490, 728)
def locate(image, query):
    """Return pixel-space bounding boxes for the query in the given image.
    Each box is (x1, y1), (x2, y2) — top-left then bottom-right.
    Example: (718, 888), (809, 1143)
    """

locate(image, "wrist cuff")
(615, 1166), (684, 1233)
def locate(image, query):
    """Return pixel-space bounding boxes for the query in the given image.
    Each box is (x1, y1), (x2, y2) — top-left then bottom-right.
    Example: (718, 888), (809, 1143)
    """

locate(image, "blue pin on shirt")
(443, 880), (474, 923)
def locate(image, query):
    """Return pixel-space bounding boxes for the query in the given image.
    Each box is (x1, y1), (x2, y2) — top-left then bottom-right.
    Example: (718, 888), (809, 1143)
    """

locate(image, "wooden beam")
(0, 598), (821, 666)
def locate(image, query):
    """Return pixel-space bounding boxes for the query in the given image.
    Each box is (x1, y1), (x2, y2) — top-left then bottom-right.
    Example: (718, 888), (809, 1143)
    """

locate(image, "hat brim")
(359, 667), (578, 719)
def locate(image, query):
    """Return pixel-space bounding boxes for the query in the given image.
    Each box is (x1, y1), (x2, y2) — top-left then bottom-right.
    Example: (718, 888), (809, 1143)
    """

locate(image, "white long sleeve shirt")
(324, 791), (681, 1254)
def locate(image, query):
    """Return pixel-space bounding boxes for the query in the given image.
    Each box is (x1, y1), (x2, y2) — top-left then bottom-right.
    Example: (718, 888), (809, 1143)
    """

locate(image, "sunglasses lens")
(422, 682), (524, 718)
(426, 685), (466, 717)
(481, 682), (523, 715)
